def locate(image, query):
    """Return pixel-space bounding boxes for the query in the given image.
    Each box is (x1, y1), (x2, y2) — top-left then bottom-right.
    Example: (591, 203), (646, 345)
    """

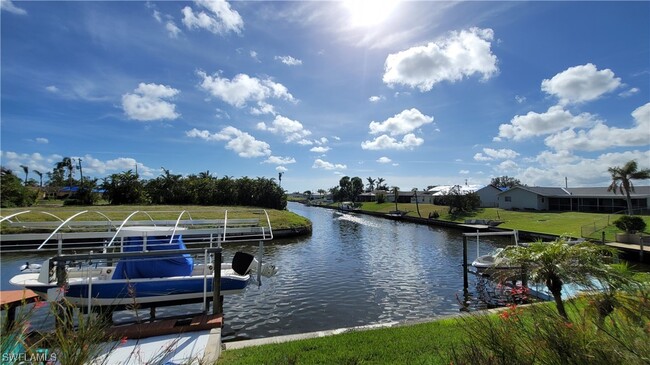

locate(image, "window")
(505, 196), (512, 202)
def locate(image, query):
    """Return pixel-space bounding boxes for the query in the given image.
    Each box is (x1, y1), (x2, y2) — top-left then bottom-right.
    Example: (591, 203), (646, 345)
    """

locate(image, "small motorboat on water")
(339, 201), (358, 212)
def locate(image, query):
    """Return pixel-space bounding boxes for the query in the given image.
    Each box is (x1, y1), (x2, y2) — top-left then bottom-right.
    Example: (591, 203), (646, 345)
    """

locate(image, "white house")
(497, 186), (650, 213)
(475, 185), (503, 208)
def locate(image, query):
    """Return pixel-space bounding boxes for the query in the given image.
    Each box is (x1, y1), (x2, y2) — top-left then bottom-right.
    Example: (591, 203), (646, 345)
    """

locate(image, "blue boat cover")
(112, 235), (194, 279)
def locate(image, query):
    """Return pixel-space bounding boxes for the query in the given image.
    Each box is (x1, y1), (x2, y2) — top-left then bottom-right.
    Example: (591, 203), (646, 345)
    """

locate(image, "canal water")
(0, 202), (510, 341)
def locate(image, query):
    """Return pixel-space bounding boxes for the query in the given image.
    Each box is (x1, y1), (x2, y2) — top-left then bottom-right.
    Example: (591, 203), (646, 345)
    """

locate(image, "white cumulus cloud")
(361, 133), (424, 150)
(181, 0), (243, 35)
(263, 156), (296, 164)
(198, 71), (294, 108)
(383, 27), (497, 91)
(369, 108), (433, 136)
(257, 115), (311, 143)
(186, 126), (270, 158)
(497, 105), (597, 141)
(312, 158), (347, 170)
(377, 156), (392, 164)
(473, 148), (519, 161)
(544, 102), (650, 152)
(541, 63), (621, 105)
(122, 83), (180, 121)
(310, 146), (330, 153)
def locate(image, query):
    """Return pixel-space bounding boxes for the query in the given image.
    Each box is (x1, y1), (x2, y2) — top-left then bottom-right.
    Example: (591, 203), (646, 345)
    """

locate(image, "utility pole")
(77, 158), (83, 183)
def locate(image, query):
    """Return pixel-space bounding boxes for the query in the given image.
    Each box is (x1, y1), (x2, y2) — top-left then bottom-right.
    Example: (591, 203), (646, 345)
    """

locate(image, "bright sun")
(343, 0), (398, 27)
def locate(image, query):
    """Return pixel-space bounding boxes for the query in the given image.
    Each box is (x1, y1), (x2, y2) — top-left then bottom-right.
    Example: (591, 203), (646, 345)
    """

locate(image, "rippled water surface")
(1, 202), (511, 341)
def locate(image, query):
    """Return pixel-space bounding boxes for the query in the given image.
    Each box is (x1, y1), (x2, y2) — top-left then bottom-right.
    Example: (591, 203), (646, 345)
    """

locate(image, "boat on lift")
(5, 210), (278, 307)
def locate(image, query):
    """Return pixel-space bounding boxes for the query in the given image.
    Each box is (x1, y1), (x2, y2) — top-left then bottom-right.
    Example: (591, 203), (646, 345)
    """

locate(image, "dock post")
(55, 259), (71, 330)
(212, 248), (222, 316)
(462, 236), (468, 292)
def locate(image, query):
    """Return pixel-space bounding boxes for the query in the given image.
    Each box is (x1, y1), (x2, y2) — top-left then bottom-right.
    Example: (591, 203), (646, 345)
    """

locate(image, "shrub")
(614, 215), (647, 233)
(376, 193), (386, 204)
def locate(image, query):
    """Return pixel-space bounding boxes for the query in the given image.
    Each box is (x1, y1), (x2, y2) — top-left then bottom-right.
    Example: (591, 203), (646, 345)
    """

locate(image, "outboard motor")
(231, 251), (278, 278)
(20, 261), (42, 273)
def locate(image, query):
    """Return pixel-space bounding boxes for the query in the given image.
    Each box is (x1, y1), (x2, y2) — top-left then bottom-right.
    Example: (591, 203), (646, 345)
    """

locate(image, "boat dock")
(0, 289), (39, 330)
(605, 241), (648, 262)
(0, 209), (279, 364)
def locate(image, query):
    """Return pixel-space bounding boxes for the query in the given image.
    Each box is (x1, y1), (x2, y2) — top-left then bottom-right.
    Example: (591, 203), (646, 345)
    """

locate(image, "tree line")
(1, 158), (286, 210)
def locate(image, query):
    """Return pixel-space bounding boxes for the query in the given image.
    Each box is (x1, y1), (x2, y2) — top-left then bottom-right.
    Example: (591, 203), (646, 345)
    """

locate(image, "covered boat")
(5, 209), (278, 308)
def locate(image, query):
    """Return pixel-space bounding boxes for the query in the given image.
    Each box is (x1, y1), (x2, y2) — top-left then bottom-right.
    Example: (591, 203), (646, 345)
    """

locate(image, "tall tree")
(33, 170), (43, 187)
(278, 172), (283, 188)
(608, 160), (650, 215)
(412, 188), (421, 217)
(392, 186), (399, 212)
(351, 177), (364, 202)
(56, 157), (75, 188)
(19, 165), (29, 185)
(490, 175), (521, 189)
(376, 177), (386, 190)
(366, 177), (376, 192)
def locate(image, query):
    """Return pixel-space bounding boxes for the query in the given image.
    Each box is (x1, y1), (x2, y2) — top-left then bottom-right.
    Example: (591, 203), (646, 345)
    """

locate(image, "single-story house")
(426, 184), (496, 206)
(497, 186), (650, 213)
(475, 185), (504, 208)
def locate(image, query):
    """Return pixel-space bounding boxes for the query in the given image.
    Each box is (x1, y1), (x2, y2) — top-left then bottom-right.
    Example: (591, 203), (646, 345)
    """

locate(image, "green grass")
(0, 205), (311, 231)
(218, 317), (464, 364)
(351, 202), (650, 238)
(218, 292), (650, 365)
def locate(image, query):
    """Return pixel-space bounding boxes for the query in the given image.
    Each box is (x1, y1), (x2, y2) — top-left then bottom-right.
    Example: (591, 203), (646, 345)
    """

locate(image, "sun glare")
(344, 0), (398, 27)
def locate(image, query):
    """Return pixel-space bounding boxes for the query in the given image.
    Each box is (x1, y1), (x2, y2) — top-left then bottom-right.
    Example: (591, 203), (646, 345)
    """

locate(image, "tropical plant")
(412, 188), (421, 217)
(607, 160), (650, 215)
(33, 170), (43, 187)
(366, 177), (375, 192)
(376, 177), (387, 190)
(392, 186), (399, 212)
(101, 170), (147, 205)
(613, 215), (647, 234)
(350, 177), (364, 202)
(1, 167), (37, 207)
(501, 239), (620, 319)
(19, 165), (29, 185)
(55, 157), (75, 188)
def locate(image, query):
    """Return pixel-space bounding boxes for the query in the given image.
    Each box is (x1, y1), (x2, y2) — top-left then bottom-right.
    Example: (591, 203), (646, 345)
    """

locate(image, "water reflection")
(1, 202), (513, 341)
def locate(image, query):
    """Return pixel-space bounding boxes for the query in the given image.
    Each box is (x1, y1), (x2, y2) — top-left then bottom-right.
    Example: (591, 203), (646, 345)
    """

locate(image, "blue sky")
(1, 0), (649, 194)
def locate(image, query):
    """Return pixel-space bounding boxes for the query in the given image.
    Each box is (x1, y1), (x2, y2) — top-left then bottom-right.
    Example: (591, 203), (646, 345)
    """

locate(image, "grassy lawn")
(0, 205), (311, 231)
(353, 202), (650, 238)
(218, 317), (464, 364)
(217, 294), (650, 365)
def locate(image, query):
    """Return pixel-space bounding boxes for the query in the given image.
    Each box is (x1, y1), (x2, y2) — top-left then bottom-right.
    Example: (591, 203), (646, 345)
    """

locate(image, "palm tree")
(412, 188), (421, 217)
(366, 177), (375, 192)
(19, 165), (29, 185)
(392, 186), (399, 212)
(56, 157), (75, 188)
(502, 239), (619, 320)
(377, 177), (386, 190)
(33, 170), (43, 187)
(607, 160), (650, 215)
